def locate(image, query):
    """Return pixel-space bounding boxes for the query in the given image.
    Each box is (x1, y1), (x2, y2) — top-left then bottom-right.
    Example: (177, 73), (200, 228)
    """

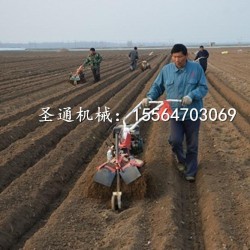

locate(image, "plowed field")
(0, 48), (249, 250)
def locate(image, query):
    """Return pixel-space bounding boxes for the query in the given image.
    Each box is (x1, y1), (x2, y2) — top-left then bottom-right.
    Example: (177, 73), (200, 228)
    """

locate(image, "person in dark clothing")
(194, 45), (209, 72)
(83, 48), (103, 82)
(128, 47), (139, 71)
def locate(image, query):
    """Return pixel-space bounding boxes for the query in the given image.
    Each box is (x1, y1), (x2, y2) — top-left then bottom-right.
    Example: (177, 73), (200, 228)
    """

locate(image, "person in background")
(141, 44), (208, 182)
(194, 45), (209, 72)
(128, 47), (139, 71)
(83, 48), (103, 82)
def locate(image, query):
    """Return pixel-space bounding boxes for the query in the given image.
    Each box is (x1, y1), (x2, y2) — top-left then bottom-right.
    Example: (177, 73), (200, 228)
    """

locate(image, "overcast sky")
(0, 0), (249, 44)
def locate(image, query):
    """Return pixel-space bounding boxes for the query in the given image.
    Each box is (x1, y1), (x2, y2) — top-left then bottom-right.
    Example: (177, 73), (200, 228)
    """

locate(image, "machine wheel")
(117, 195), (122, 210)
(111, 195), (117, 210)
(111, 194), (122, 211)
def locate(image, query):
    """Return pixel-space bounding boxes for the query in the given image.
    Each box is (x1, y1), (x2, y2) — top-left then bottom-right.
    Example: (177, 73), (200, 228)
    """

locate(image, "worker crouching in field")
(140, 60), (151, 71)
(69, 65), (86, 86)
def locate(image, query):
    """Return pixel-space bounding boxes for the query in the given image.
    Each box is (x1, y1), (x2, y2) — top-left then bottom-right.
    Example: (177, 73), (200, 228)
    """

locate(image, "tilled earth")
(0, 48), (249, 250)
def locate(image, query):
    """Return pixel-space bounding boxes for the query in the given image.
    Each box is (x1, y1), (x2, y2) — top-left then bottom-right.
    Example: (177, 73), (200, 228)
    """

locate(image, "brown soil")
(0, 48), (249, 250)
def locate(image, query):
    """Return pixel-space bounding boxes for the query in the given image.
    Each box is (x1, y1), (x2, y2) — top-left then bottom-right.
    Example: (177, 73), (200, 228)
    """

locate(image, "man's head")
(171, 44), (188, 68)
(90, 48), (96, 55)
(134, 46), (137, 50)
(199, 45), (204, 51)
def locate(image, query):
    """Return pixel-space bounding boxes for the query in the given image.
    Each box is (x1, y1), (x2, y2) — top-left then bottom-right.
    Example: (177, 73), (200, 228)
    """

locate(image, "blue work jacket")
(147, 60), (208, 120)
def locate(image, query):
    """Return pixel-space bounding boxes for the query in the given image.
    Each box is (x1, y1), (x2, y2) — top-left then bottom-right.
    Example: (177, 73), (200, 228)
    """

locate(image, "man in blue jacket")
(142, 44), (208, 181)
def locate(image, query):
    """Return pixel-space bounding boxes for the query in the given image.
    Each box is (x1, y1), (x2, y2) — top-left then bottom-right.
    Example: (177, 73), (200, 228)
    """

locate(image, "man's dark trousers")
(169, 119), (200, 177)
(91, 66), (100, 82)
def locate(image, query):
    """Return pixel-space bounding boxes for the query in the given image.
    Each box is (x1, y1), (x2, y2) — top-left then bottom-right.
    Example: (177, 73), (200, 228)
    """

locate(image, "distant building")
(127, 41), (133, 47)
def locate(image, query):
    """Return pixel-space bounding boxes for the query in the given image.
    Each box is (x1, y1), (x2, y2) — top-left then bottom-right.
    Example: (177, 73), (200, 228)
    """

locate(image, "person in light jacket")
(142, 44), (208, 181)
